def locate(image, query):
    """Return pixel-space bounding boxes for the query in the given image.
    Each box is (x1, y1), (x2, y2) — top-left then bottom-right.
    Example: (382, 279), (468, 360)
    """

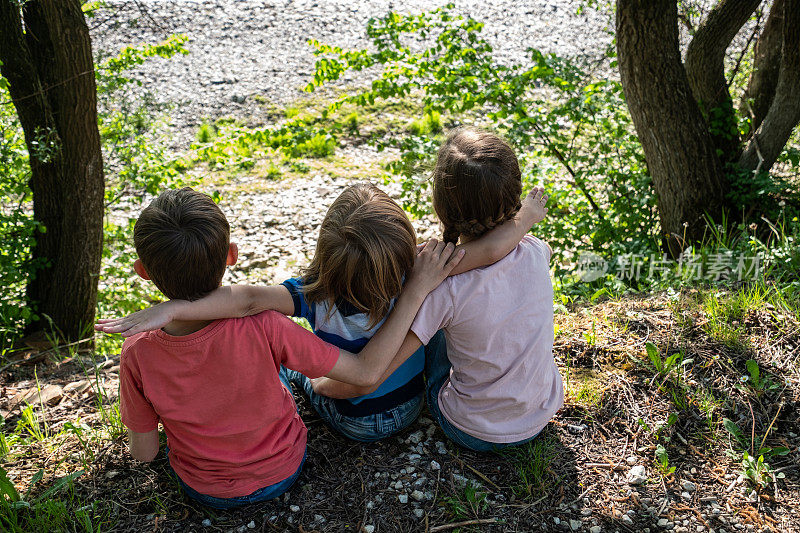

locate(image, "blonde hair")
(302, 183), (417, 328)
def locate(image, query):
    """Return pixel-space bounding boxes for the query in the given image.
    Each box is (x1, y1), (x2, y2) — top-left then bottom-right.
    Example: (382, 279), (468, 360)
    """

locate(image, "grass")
(503, 435), (558, 499)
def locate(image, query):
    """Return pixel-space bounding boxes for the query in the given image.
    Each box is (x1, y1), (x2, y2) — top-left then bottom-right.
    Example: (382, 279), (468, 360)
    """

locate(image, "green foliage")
(723, 418), (790, 488)
(504, 435), (557, 498)
(0, 36), (192, 348)
(94, 36), (196, 320)
(0, 66), (44, 348)
(304, 4), (657, 263)
(443, 481), (488, 520)
(654, 444), (676, 475)
(0, 465), (88, 533)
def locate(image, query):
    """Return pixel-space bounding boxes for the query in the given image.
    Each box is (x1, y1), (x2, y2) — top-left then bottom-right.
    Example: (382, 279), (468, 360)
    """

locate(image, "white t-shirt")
(411, 235), (563, 443)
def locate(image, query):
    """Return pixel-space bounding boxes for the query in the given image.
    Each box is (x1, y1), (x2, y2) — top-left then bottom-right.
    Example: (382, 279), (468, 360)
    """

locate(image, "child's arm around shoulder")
(96, 284), (295, 337)
(324, 240), (463, 388)
(447, 187), (549, 276)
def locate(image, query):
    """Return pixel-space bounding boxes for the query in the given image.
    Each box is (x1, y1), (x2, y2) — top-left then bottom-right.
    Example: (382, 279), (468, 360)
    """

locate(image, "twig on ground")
(429, 518), (500, 532)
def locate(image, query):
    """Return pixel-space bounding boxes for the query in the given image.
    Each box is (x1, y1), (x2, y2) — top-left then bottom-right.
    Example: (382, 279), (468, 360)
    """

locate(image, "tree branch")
(739, 0), (800, 174)
(684, 0), (761, 161)
(739, 0), (785, 136)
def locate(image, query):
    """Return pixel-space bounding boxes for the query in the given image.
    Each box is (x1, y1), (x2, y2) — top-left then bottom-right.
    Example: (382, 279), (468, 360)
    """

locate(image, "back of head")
(303, 183), (416, 328)
(134, 187), (230, 301)
(432, 127), (522, 244)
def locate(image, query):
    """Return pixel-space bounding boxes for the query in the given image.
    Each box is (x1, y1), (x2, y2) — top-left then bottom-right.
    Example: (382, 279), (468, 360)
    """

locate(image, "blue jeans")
(169, 377), (304, 509)
(174, 453), (305, 510)
(425, 330), (539, 452)
(281, 367), (423, 442)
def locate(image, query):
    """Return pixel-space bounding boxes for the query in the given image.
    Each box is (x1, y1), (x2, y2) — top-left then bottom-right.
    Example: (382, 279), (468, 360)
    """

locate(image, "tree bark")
(617, 0), (729, 257)
(740, 0), (785, 136)
(739, 0), (800, 174)
(0, 0), (104, 342)
(684, 0), (761, 163)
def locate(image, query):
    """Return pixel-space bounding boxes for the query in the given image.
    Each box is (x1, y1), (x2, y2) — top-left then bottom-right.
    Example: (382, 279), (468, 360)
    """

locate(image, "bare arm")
(96, 285), (295, 337)
(448, 186), (549, 276)
(324, 241), (463, 388)
(311, 331), (423, 399)
(128, 429), (159, 462)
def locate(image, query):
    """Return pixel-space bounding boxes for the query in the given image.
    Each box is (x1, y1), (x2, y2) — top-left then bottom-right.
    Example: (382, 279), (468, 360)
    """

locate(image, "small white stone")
(409, 431), (424, 444)
(430, 460), (441, 471)
(554, 517), (561, 525)
(682, 491), (691, 500)
(570, 519), (582, 531)
(362, 526), (375, 533)
(411, 490), (425, 501)
(290, 505), (300, 512)
(682, 480), (697, 492)
(394, 480), (403, 490)
(627, 465), (648, 485)
(398, 494), (409, 504)
(658, 518), (669, 527)
(414, 509), (425, 519)
(247, 521), (256, 529)
(201, 519), (212, 527)
(406, 466), (416, 474)
(590, 526), (602, 533)
(622, 515), (634, 525)
(626, 456), (638, 465)
(366, 501), (374, 510)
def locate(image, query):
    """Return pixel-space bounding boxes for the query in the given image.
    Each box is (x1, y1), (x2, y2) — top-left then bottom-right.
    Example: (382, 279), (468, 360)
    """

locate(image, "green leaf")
(0, 466), (21, 502)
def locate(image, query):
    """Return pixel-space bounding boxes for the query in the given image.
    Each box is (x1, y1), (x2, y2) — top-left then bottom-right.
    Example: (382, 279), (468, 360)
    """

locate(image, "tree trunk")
(684, 0), (761, 163)
(739, 0), (800, 174)
(0, 0), (104, 342)
(740, 0), (785, 136)
(617, 0), (729, 258)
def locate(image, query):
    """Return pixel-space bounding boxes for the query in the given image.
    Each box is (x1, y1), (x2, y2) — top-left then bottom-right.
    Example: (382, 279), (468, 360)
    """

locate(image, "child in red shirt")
(108, 187), (462, 508)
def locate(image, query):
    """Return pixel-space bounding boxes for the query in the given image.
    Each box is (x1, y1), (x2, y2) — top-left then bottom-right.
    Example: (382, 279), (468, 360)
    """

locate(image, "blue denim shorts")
(281, 367), (423, 442)
(173, 452), (306, 510)
(424, 330), (539, 452)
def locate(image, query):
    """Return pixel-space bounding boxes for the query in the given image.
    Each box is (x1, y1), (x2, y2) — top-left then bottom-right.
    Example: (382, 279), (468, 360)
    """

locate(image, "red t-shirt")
(119, 311), (339, 498)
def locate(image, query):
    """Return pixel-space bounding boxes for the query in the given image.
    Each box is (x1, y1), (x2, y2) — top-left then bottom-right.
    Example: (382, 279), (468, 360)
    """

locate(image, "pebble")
(627, 465), (648, 485)
(290, 505), (300, 512)
(398, 494), (409, 504)
(202, 519), (212, 527)
(430, 460), (441, 471)
(408, 431), (424, 444)
(570, 519), (582, 531)
(554, 517), (561, 525)
(363, 526), (375, 533)
(411, 490), (425, 501)
(622, 515), (634, 525)
(247, 521), (256, 529)
(626, 456), (638, 465)
(658, 518), (669, 527)
(414, 508), (425, 518)
(682, 480), (697, 492)
(590, 527), (602, 533)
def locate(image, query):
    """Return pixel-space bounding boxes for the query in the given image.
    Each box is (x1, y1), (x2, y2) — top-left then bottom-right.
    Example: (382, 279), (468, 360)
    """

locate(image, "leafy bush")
(0, 35), (192, 350)
(303, 4), (657, 264)
(0, 69), (44, 349)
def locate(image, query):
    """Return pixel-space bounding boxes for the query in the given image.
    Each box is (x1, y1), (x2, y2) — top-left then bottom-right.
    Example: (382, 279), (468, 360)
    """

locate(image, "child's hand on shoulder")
(405, 239), (465, 299)
(521, 186), (549, 225)
(95, 300), (184, 338)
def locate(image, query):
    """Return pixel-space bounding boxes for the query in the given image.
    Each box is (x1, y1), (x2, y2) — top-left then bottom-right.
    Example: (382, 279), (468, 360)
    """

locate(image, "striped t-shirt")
(281, 277), (425, 405)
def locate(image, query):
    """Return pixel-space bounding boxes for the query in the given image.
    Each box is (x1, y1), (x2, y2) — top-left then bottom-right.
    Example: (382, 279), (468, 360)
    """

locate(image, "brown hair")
(302, 183), (416, 328)
(432, 127), (522, 244)
(134, 187), (230, 301)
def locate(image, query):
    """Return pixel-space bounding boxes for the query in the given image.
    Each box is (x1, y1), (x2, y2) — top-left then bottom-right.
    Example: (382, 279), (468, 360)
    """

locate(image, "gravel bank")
(90, 0), (611, 143)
